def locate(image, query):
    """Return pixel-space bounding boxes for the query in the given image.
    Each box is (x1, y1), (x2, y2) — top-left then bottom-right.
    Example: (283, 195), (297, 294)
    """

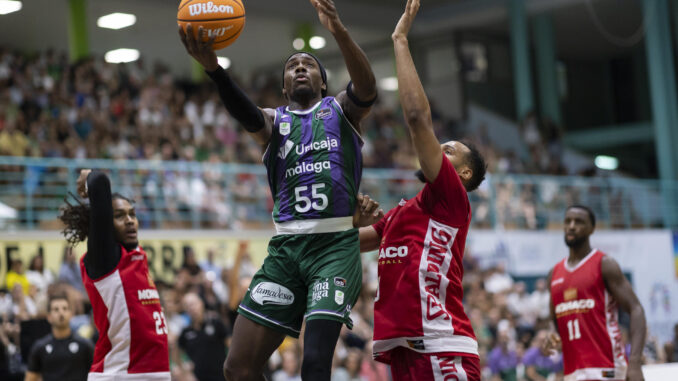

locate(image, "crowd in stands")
(0, 48), (568, 174)
(1, 242), (677, 381)
(0, 47), (650, 231)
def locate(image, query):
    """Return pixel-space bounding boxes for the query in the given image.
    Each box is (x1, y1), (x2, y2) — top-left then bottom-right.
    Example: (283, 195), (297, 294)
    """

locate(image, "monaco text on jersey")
(378, 246), (408, 259)
(555, 299), (595, 316)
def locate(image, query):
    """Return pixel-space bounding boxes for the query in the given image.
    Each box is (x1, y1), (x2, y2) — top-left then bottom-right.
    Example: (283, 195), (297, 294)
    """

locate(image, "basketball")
(177, 0), (246, 50)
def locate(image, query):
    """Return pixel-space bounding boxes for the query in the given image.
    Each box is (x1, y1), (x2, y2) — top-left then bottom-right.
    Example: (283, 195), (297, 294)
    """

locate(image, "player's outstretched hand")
(76, 169), (92, 199)
(541, 332), (561, 356)
(392, 0), (421, 41)
(353, 193), (385, 228)
(310, 0), (344, 34)
(178, 23), (219, 72)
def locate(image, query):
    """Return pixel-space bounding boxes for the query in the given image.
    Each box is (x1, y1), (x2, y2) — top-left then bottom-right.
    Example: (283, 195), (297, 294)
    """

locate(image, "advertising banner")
(0, 231), (273, 285)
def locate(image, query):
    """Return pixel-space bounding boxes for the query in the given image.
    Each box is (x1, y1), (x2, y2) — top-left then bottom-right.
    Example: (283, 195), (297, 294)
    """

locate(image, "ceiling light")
(0, 0), (22, 15)
(97, 12), (136, 30)
(594, 155), (618, 170)
(105, 48), (140, 64)
(379, 77), (398, 92)
(309, 36), (326, 50)
(292, 38), (305, 50)
(217, 56), (231, 69)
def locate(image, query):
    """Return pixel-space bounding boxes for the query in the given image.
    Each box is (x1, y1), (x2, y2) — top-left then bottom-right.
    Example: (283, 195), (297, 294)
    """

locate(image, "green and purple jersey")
(263, 97), (363, 234)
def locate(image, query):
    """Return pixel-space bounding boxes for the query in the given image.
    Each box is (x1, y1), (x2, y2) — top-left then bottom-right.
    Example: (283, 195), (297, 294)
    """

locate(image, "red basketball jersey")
(550, 249), (626, 381)
(81, 245), (170, 380)
(371, 157), (478, 364)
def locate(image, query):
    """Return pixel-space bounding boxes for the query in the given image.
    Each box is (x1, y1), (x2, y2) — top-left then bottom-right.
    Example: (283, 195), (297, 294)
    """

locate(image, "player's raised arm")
(81, 170), (121, 279)
(311, 0), (377, 127)
(179, 24), (274, 146)
(601, 256), (646, 381)
(392, 0), (443, 183)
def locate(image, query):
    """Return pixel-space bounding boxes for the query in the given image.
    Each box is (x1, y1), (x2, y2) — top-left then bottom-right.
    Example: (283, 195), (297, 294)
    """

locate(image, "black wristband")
(346, 81), (377, 108)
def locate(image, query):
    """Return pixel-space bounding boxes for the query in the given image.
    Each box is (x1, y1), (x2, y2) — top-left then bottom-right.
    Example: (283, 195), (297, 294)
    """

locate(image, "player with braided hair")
(59, 169), (170, 380)
(60, 191), (134, 248)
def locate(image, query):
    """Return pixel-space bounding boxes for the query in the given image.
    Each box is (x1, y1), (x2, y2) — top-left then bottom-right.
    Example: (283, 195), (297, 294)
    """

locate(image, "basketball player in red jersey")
(545, 205), (646, 381)
(59, 169), (170, 380)
(358, 1), (486, 379)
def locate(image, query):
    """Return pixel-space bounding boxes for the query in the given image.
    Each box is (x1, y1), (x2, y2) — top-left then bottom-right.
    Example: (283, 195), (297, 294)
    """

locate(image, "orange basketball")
(178, 0), (245, 50)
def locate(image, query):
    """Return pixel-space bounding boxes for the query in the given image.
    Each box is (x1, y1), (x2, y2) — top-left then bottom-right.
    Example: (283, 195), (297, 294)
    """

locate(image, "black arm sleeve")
(84, 171), (121, 279)
(205, 67), (266, 132)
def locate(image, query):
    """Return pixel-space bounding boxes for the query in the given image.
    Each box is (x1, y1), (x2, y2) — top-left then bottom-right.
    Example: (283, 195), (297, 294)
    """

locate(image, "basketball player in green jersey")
(180, 1), (377, 380)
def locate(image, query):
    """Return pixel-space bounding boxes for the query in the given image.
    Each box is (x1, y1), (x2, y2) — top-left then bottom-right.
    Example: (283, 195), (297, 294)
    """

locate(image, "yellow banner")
(0, 231), (273, 285)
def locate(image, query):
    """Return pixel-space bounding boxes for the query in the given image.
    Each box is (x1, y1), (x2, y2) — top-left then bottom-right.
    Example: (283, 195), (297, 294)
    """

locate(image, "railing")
(1, 156), (676, 230)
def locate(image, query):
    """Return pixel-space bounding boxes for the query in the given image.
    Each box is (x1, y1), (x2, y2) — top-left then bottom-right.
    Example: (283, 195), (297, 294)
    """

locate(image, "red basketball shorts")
(389, 346), (481, 381)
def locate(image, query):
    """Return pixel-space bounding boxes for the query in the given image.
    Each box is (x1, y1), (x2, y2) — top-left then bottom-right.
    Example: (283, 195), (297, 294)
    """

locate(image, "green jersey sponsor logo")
(250, 282), (295, 305)
(311, 279), (330, 305)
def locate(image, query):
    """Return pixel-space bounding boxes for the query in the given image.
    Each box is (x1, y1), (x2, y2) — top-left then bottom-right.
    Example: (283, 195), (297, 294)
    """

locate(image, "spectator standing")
(57, 247), (84, 294)
(331, 349), (365, 381)
(528, 278), (550, 321)
(506, 282), (528, 314)
(5, 259), (29, 295)
(271, 349), (302, 381)
(642, 328), (664, 364)
(0, 289), (11, 317)
(522, 330), (561, 381)
(488, 332), (519, 381)
(25, 255), (55, 297)
(0, 316), (23, 381)
(0, 120), (29, 156)
(178, 293), (228, 381)
(484, 263), (514, 294)
(25, 294), (93, 381)
(10, 284), (36, 321)
(199, 249), (222, 279)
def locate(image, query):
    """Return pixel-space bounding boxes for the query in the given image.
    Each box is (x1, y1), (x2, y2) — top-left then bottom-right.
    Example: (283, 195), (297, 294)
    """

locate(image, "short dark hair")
(566, 205), (596, 227)
(47, 293), (70, 312)
(460, 140), (487, 192)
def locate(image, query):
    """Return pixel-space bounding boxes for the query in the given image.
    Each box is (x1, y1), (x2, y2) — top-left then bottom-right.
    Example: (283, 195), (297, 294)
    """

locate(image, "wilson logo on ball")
(207, 25), (234, 38)
(188, 2), (235, 17)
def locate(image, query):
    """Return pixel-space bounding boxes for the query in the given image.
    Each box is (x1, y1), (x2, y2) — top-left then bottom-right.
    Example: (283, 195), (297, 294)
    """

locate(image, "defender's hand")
(310, 0), (344, 34)
(541, 332), (561, 356)
(76, 169), (92, 199)
(353, 193), (384, 228)
(179, 23), (219, 72)
(392, 0), (421, 41)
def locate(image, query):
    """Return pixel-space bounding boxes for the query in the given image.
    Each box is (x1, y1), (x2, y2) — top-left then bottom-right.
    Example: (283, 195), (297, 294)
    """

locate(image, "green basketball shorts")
(237, 228), (362, 338)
